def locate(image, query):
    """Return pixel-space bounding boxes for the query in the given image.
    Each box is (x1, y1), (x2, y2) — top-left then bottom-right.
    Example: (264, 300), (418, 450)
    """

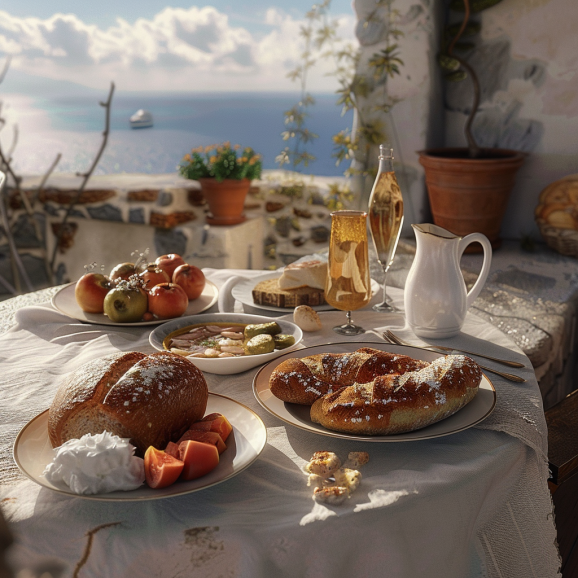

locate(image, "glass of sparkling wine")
(368, 145), (404, 312)
(325, 210), (372, 335)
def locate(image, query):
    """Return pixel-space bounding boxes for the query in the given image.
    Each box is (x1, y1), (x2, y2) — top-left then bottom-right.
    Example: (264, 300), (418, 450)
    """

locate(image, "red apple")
(75, 273), (113, 313)
(155, 254), (186, 280)
(172, 264), (206, 300)
(139, 264), (170, 292)
(148, 283), (189, 319)
(110, 262), (138, 284)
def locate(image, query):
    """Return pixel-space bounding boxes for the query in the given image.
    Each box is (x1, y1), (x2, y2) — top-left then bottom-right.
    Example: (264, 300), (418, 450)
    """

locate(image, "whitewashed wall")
(353, 0), (578, 241)
(444, 0), (578, 240)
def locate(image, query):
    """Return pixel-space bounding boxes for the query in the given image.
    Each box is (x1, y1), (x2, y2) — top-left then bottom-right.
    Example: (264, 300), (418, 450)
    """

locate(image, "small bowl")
(149, 313), (303, 375)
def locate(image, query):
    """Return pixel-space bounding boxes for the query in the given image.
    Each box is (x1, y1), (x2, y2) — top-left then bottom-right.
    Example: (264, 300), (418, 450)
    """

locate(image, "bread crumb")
(304, 451), (341, 477)
(344, 451), (370, 469)
(313, 486), (348, 505)
(305, 451), (368, 505)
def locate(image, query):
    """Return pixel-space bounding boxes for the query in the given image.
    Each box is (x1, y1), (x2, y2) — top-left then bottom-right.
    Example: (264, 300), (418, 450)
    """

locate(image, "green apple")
(103, 286), (148, 323)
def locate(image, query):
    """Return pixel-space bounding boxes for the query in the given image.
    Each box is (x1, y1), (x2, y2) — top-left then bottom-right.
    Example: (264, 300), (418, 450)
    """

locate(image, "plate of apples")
(52, 253), (219, 326)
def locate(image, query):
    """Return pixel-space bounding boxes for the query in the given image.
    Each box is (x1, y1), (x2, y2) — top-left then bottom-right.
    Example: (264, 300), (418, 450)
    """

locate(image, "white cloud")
(0, 7), (357, 91)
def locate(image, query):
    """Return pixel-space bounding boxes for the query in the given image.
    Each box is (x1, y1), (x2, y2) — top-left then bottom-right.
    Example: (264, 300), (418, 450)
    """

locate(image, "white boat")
(129, 109), (153, 129)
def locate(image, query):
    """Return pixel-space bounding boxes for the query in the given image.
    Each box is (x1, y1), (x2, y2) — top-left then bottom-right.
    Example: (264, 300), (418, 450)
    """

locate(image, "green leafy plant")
(278, 0), (404, 182)
(276, 0), (334, 171)
(438, 0), (505, 157)
(179, 142), (262, 182)
(331, 0), (404, 179)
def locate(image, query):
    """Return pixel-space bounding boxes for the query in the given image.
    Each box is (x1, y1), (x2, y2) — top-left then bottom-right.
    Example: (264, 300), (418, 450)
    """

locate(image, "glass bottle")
(367, 145), (404, 312)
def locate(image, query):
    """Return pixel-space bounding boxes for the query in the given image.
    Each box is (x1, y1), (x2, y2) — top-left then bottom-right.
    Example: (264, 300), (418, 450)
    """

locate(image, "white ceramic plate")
(51, 280), (219, 326)
(149, 313), (303, 375)
(13, 393), (267, 501)
(253, 342), (496, 442)
(231, 272), (381, 314)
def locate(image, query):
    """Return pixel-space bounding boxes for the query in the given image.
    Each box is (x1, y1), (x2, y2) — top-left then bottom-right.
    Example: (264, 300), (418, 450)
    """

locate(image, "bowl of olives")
(149, 313), (303, 374)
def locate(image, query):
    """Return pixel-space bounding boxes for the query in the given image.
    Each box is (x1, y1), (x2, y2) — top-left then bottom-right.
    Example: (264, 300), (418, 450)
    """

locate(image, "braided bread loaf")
(269, 347), (482, 435)
(270, 347), (429, 405)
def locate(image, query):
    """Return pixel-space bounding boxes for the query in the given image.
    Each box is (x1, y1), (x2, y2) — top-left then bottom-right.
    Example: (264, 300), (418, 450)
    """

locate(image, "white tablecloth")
(0, 269), (561, 578)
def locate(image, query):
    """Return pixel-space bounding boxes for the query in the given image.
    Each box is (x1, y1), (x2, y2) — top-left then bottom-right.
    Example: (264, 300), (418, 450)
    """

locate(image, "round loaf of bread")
(48, 351), (208, 455)
(269, 347), (429, 405)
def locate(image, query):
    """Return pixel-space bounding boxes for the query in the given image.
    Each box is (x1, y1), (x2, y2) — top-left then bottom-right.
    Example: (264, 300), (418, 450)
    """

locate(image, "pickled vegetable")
(245, 334), (276, 355)
(244, 322), (282, 339)
(273, 334), (296, 349)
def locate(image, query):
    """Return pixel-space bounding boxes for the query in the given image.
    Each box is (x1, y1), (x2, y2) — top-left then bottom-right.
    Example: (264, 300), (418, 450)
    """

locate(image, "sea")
(3, 91), (354, 178)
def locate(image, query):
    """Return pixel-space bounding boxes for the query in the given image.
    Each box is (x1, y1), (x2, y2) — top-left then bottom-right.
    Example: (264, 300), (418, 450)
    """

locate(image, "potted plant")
(179, 142), (262, 226)
(417, 0), (525, 249)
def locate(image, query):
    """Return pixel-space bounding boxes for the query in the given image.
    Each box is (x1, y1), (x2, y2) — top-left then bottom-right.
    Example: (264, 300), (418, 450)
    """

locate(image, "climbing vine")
(278, 0), (405, 185)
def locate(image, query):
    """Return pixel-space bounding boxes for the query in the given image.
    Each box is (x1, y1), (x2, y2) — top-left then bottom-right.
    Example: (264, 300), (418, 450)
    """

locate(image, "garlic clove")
(293, 305), (322, 332)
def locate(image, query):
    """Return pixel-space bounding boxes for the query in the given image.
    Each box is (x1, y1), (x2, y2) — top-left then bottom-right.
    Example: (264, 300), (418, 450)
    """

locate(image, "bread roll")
(310, 354), (481, 435)
(268, 347), (482, 435)
(269, 347), (428, 405)
(48, 351), (208, 455)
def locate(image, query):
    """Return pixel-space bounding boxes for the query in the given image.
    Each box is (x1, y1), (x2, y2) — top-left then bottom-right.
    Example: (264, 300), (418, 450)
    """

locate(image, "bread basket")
(536, 220), (578, 257)
(535, 174), (578, 257)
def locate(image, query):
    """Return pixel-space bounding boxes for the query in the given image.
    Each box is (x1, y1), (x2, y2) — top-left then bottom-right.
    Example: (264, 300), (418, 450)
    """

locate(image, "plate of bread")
(14, 351), (267, 500)
(232, 261), (379, 313)
(253, 342), (496, 442)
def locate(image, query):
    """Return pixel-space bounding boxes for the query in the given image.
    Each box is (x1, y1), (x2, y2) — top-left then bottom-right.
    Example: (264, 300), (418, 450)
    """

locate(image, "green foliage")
(324, 182), (355, 211)
(439, 0), (503, 89)
(179, 142), (262, 182)
(329, 0), (404, 177)
(368, 45), (403, 80)
(445, 70), (468, 82)
(438, 54), (461, 72)
(280, 0), (405, 183)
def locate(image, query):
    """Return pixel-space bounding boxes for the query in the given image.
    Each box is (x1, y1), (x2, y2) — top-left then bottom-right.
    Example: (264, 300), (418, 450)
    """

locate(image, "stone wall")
(0, 170), (348, 293)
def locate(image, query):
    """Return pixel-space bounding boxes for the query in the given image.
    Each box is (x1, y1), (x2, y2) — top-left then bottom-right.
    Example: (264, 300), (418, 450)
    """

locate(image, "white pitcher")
(404, 223), (492, 339)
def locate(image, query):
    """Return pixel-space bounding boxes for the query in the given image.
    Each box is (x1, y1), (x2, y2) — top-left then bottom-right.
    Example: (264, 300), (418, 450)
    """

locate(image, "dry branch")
(49, 81), (115, 274)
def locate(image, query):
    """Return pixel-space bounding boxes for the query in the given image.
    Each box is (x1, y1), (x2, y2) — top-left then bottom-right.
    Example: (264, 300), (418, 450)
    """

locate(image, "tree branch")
(49, 81), (115, 274)
(0, 57), (11, 85)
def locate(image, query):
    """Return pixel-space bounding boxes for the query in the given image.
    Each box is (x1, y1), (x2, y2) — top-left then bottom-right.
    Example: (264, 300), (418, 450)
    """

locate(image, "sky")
(0, 0), (357, 93)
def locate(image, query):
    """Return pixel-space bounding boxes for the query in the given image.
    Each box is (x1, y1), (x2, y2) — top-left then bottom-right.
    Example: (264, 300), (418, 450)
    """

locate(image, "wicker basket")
(537, 219), (578, 257)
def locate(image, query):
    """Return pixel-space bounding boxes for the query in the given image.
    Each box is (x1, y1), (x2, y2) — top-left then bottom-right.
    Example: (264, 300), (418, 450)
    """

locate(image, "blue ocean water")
(11, 92), (353, 177)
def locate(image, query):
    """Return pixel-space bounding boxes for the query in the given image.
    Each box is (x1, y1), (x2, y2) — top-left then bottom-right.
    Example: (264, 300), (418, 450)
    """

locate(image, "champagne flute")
(368, 145), (404, 312)
(325, 210), (372, 335)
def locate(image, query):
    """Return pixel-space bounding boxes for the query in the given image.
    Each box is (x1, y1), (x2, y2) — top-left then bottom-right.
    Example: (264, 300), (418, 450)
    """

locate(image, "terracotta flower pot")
(418, 148), (526, 250)
(199, 178), (251, 226)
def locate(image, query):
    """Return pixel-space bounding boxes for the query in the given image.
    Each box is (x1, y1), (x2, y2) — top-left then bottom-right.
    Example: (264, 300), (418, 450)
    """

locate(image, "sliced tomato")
(189, 421), (213, 432)
(206, 415), (233, 443)
(144, 446), (184, 489)
(177, 430), (226, 454)
(165, 441), (180, 459)
(178, 440), (219, 481)
(191, 413), (233, 442)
